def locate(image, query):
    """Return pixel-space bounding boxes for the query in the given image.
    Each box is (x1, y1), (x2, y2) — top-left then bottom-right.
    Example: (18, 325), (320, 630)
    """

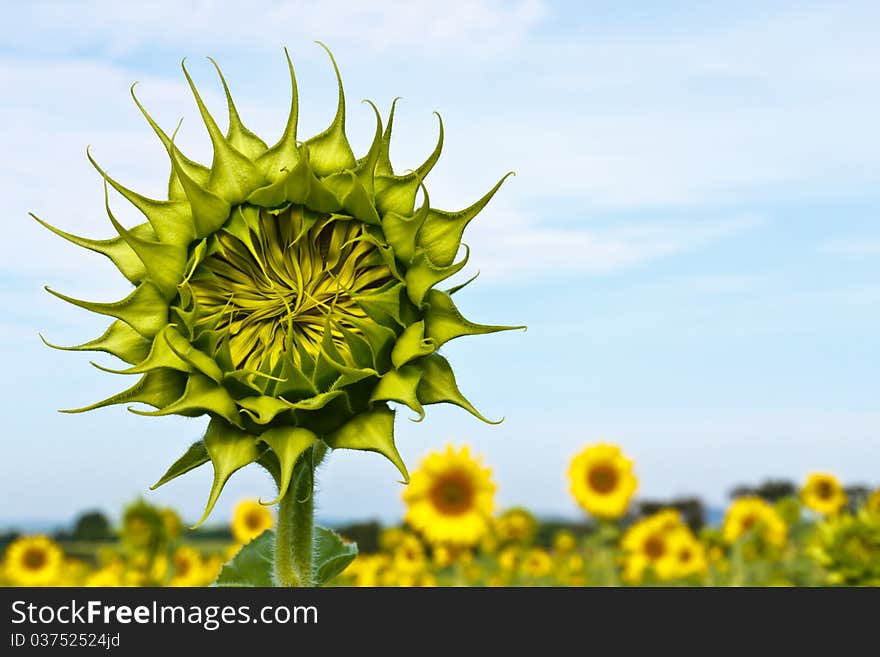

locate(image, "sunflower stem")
(274, 443), (327, 587)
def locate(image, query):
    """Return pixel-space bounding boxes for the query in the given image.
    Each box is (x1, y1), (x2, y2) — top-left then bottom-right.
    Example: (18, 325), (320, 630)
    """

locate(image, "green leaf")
(314, 526), (358, 587)
(214, 530), (275, 587)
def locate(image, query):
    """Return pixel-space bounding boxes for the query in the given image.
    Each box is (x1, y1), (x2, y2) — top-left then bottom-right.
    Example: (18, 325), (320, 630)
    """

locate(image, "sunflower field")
(3, 443), (879, 587)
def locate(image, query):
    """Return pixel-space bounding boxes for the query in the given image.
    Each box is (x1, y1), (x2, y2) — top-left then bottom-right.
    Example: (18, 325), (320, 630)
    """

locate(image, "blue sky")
(1, 1), (878, 528)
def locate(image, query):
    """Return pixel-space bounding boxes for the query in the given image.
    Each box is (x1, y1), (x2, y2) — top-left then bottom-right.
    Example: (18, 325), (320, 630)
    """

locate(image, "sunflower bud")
(37, 45), (523, 525)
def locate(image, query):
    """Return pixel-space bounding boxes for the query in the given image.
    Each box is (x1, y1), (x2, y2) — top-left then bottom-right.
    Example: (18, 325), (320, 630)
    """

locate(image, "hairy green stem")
(274, 443), (327, 587)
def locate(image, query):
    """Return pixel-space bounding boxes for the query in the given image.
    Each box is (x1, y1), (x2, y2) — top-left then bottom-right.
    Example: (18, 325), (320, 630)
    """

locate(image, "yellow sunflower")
(619, 509), (683, 584)
(494, 507), (538, 544)
(498, 546), (522, 572)
(722, 496), (787, 548)
(655, 527), (708, 581)
(568, 443), (638, 520)
(402, 445), (496, 547)
(392, 534), (426, 575)
(170, 546), (205, 587)
(345, 554), (390, 587)
(801, 473), (848, 515)
(552, 529), (577, 555)
(231, 500), (275, 544)
(3, 535), (64, 586)
(521, 548), (553, 579)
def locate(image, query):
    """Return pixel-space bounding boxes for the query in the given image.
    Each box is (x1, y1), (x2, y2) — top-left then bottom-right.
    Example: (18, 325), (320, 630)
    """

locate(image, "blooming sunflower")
(619, 509), (683, 584)
(520, 548), (553, 579)
(36, 45), (522, 526)
(392, 534), (426, 575)
(568, 443), (638, 520)
(654, 527), (708, 582)
(801, 473), (848, 515)
(231, 499), (275, 544)
(552, 529), (577, 554)
(3, 536), (64, 586)
(170, 546), (206, 586)
(402, 445), (496, 547)
(494, 507), (538, 544)
(722, 496), (787, 548)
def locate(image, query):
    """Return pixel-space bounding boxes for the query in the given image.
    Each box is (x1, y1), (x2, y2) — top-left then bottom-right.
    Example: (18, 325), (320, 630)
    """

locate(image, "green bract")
(37, 45), (522, 526)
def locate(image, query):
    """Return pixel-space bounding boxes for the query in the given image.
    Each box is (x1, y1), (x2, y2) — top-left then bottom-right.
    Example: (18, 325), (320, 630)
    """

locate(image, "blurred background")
(1, 0), (878, 537)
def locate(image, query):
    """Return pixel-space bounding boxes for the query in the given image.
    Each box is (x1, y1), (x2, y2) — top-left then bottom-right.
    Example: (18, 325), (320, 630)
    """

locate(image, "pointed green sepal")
(322, 171), (380, 224)
(208, 57), (269, 159)
(45, 282), (169, 339)
(256, 48), (299, 182)
(417, 172), (514, 267)
(167, 124), (232, 238)
(405, 244), (470, 306)
(380, 181), (429, 263)
(246, 143), (340, 212)
(347, 316), (396, 373)
(87, 147), (194, 246)
(130, 83), (211, 195)
(181, 60), (265, 203)
(369, 365), (425, 420)
(39, 320), (149, 365)
(390, 320), (435, 368)
(416, 353), (501, 424)
(353, 99), (383, 194)
(325, 405), (408, 482)
(60, 369), (186, 414)
(445, 271), (480, 296)
(103, 184), (187, 299)
(237, 396), (293, 424)
(130, 373), (243, 428)
(88, 325), (193, 376)
(30, 212), (148, 284)
(150, 440), (210, 490)
(163, 326), (224, 383)
(423, 289), (525, 348)
(303, 42), (356, 176)
(352, 282), (404, 327)
(258, 427), (318, 505)
(194, 419), (262, 528)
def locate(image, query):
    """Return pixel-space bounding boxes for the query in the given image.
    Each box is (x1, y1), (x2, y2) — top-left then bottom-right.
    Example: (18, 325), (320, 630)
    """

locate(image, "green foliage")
(213, 527), (357, 587)
(214, 530), (275, 587)
(314, 526), (358, 586)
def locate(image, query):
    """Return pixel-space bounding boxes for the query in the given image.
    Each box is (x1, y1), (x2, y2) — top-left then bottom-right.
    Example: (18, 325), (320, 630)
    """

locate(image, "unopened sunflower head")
(37, 45), (523, 525)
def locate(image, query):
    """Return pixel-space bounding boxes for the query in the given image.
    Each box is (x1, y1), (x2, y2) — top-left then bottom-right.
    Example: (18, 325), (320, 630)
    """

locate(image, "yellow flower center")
(190, 206), (393, 373)
(587, 463), (619, 494)
(741, 514), (757, 531)
(430, 472), (475, 516)
(22, 547), (48, 571)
